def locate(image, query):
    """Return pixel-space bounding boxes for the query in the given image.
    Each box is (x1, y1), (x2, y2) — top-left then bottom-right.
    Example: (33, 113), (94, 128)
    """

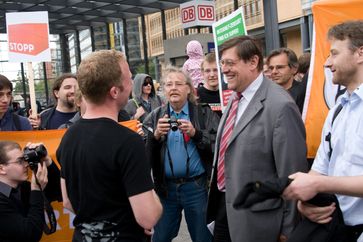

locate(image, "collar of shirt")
(235, 73), (263, 123)
(241, 72), (264, 103)
(169, 101), (189, 118)
(338, 83), (363, 106)
(0, 180), (13, 198)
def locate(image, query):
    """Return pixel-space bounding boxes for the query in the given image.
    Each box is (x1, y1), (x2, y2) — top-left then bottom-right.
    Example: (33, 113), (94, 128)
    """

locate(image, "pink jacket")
(183, 40), (204, 88)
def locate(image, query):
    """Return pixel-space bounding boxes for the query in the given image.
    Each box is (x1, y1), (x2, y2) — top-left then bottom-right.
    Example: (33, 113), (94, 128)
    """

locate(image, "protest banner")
(304, 0), (363, 158)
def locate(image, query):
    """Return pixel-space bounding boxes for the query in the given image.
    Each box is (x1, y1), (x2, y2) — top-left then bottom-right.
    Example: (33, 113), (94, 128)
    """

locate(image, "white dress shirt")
(312, 83), (363, 226)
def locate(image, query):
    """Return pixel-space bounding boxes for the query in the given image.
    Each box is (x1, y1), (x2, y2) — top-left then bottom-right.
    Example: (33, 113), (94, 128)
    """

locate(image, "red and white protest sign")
(180, 1), (215, 29)
(6, 11), (50, 62)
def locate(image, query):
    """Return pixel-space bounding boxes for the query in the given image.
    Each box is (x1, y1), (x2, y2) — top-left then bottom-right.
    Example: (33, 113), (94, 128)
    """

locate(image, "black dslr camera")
(169, 116), (180, 132)
(23, 145), (47, 171)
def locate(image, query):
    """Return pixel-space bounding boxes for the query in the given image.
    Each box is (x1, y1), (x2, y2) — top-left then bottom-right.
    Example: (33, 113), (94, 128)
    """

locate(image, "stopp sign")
(8, 23), (49, 56)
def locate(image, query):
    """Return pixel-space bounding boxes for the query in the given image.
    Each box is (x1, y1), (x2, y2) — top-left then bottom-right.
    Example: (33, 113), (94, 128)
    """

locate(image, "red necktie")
(217, 92), (241, 191)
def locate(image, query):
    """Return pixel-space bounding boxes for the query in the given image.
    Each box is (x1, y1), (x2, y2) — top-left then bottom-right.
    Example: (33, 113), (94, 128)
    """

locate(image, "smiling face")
(54, 77), (78, 109)
(163, 72), (190, 108)
(324, 38), (360, 89)
(220, 46), (255, 92)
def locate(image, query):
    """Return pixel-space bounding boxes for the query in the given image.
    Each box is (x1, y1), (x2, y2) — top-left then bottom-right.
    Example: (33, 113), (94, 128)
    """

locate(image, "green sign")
(214, 13), (246, 46)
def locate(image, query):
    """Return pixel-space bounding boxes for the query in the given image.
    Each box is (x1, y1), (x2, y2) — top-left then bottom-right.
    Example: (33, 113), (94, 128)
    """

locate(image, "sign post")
(6, 11), (51, 116)
(212, 8), (247, 111)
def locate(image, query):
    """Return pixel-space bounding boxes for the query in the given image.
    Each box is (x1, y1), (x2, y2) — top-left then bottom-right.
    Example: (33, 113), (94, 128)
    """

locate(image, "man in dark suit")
(206, 36), (308, 242)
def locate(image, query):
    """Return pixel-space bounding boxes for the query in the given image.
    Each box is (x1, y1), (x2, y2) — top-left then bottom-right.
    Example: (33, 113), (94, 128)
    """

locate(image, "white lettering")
(9, 42), (35, 53)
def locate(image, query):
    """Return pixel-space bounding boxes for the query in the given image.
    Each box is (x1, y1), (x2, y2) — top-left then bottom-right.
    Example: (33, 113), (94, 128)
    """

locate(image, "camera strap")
(34, 176), (57, 234)
(41, 192), (57, 234)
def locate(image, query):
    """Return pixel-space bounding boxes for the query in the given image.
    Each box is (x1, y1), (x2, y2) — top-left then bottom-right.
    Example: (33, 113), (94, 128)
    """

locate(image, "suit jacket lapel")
(228, 78), (269, 145)
(215, 97), (233, 147)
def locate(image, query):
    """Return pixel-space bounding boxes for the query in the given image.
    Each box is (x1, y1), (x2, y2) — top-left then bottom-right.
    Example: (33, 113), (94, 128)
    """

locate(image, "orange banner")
(304, 0), (363, 158)
(0, 119), (137, 241)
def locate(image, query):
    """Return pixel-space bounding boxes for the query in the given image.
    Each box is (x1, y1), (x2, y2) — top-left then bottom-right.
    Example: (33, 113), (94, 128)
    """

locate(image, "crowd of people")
(0, 20), (362, 242)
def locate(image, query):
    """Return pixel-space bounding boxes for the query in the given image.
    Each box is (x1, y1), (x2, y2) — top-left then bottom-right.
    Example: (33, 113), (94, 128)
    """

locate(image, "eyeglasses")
(219, 59), (240, 68)
(6, 157), (28, 166)
(164, 82), (187, 88)
(268, 65), (289, 72)
(143, 82), (152, 87)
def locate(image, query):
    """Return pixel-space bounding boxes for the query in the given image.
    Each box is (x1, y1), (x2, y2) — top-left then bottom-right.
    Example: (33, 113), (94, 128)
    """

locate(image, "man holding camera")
(144, 66), (220, 242)
(0, 141), (61, 242)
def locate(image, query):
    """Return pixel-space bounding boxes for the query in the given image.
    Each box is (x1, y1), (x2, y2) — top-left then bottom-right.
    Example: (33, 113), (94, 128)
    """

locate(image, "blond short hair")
(77, 50), (126, 104)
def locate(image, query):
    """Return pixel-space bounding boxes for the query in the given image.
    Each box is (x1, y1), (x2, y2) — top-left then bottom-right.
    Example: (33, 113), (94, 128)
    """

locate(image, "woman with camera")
(0, 141), (61, 242)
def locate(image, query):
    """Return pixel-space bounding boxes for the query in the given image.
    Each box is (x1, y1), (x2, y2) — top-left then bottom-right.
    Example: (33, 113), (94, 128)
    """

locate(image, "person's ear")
(54, 90), (59, 99)
(249, 55), (259, 70)
(0, 164), (7, 175)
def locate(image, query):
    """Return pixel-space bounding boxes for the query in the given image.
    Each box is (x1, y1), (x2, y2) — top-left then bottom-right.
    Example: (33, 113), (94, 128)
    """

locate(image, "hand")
(283, 172), (319, 201)
(31, 162), (48, 191)
(178, 119), (196, 137)
(134, 107), (145, 120)
(136, 122), (145, 137)
(154, 114), (170, 140)
(278, 234), (287, 242)
(298, 200), (336, 224)
(25, 142), (52, 167)
(28, 109), (41, 129)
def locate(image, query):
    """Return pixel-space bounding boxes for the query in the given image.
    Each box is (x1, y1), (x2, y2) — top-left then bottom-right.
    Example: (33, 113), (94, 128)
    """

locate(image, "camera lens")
(169, 116), (179, 132)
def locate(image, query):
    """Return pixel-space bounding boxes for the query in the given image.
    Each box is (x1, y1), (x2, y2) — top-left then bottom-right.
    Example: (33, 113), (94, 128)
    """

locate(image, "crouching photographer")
(0, 141), (61, 242)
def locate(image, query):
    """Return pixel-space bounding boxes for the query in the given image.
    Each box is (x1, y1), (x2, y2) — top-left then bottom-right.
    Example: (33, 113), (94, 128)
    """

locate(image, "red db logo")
(198, 5), (214, 21)
(182, 6), (196, 23)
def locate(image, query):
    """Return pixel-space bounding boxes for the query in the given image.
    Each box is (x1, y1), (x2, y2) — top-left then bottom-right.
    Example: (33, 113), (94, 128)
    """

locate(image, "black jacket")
(144, 102), (220, 197)
(0, 162), (62, 242)
(39, 107), (56, 130)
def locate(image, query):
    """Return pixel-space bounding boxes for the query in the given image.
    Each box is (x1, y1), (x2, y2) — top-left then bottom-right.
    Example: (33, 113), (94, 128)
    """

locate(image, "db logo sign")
(180, 1), (215, 28)
(182, 6), (196, 23)
(198, 5), (214, 21)
(8, 23), (49, 56)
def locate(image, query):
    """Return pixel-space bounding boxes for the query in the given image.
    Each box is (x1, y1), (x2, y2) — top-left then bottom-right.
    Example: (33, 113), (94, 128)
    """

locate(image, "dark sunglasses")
(143, 81), (153, 86)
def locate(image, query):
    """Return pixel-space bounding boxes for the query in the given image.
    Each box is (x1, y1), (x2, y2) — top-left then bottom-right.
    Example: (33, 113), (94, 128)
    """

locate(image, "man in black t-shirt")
(197, 53), (222, 117)
(57, 50), (162, 242)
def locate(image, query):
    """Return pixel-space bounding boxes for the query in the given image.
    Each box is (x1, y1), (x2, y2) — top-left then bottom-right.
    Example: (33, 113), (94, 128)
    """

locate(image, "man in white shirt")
(283, 20), (363, 242)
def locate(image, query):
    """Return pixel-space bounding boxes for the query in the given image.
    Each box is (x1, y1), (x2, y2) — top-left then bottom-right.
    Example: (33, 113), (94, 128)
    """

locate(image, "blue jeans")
(153, 176), (212, 242)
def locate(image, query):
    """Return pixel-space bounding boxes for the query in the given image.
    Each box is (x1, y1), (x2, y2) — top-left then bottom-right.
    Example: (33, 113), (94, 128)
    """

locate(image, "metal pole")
(161, 10), (167, 40)
(263, 0), (281, 54)
(42, 62), (49, 106)
(59, 33), (71, 73)
(123, 19), (130, 61)
(141, 14), (149, 74)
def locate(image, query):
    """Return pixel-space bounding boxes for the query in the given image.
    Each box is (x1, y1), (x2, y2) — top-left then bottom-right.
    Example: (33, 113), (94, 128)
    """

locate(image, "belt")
(166, 173), (205, 184)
